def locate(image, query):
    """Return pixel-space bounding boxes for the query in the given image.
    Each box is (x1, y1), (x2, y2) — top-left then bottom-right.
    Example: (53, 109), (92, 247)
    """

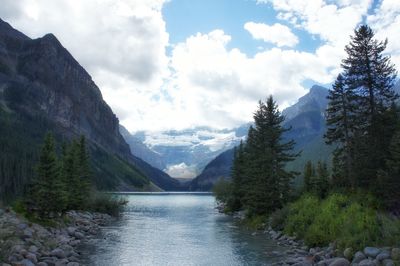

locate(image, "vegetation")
(282, 194), (400, 250)
(214, 96), (298, 217)
(16, 132), (127, 219)
(214, 24), (400, 250)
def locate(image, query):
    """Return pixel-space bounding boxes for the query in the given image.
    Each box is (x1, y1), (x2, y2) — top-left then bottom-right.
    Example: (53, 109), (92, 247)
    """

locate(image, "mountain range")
(0, 18), (181, 199)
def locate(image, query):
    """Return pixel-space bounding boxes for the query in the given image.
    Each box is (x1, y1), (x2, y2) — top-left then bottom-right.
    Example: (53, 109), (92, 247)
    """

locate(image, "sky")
(1, 0), (400, 132)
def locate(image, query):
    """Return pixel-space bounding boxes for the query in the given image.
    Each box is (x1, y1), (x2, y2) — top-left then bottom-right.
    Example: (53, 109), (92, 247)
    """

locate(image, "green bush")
(212, 178), (232, 204)
(284, 194), (319, 238)
(283, 193), (400, 250)
(269, 206), (289, 231)
(86, 192), (127, 216)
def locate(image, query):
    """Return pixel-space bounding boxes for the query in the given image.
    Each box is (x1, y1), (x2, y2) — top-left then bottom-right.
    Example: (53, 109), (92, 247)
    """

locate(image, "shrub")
(284, 194), (319, 238)
(86, 192), (127, 216)
(269, 206), (289, 231)
(283, 193), (400, 250)
(212, 178), (232, 204)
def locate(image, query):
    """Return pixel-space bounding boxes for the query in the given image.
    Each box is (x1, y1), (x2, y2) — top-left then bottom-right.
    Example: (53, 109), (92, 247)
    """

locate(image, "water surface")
(81, 193), (287, 266)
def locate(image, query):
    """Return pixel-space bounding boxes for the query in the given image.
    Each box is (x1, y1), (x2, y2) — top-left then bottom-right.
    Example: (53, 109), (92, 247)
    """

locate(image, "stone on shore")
(363, 247), (381, 258)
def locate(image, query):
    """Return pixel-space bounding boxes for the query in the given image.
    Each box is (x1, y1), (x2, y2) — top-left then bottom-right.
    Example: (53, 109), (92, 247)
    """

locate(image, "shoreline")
(0, 208), (113, 266)
(223, 207), (399, 266)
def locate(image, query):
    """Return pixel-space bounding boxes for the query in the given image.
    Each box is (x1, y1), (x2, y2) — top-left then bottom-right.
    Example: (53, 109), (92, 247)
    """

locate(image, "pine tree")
(325, 74), (357, 187)
(341, 25), (397, 187)
(303, 161), (314, 192)
(243, 96), (298, 215)
(229, 141), (245, 211)
(32, 133), (66, 216)
(315, 161), (329, 198)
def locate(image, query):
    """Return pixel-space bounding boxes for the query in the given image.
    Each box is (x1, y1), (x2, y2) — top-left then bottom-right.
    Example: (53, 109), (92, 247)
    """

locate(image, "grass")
(85, 192), (128, 216)
(282, 193), (400, 250)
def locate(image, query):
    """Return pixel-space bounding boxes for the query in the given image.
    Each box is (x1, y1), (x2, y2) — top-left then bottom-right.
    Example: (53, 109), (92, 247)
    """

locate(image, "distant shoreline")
(109, 191), (213, 195)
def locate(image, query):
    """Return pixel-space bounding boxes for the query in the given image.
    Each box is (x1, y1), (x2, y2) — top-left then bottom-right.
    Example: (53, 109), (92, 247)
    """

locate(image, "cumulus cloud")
(1, 0), (398, 133)
(244, 22), (299, 47)
(165, 163), (197, 179)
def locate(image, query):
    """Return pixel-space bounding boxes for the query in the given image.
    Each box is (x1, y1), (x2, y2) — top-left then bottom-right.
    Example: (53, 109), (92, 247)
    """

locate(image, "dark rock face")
(0, 18), (180, 192)
(0, 20), (128, 157)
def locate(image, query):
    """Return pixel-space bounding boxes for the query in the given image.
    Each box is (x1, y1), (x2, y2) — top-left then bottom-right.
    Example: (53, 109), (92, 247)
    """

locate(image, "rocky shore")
(265, 227), (399, 266)
(0, 208), (113, 266)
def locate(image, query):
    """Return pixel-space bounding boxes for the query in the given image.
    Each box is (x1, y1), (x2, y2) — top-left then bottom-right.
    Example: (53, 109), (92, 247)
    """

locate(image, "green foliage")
(269, 206), (289, 231)
(283, 193), (400, 250)
(212, 178), (232, 205)
(30, 133), (67, 216)
(85, 192), (128, 216)
(242, 215), (268, 230)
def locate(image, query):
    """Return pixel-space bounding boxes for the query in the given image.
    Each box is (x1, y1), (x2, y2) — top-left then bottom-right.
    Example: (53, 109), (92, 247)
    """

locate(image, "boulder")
(382, 259), (394, 266)
(328, 258), (350, 266)
(343, 248), (353, 260)
(74, 232), (84, 240)
(66, 263), (79, 266)
(358, 259), (376, 266)
(353, 251), (366, 263)
(19, 259), (35, 266)
(25, 253), (38, 263)
(50, 248), (66, 259)
(391, 248), (400, 260)
(363, 247), (381, 258)
(37, 263), (48, 266)
(28, 245), (38, 253)
(66, 227), (76, 237)
(376, 251), (390, 261)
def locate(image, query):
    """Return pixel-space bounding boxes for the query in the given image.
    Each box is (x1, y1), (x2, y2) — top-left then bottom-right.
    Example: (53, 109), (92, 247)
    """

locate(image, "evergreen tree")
(243, 96), (298, 215)
(31, 133), (66, 216)
(315, 161), (329, 198)
(229, 141), (245, 211)
(303, 161), (314, 192)
(378, 130), (400, 211)
(325, 74), (357, 187)
(341, 25), (397, 187)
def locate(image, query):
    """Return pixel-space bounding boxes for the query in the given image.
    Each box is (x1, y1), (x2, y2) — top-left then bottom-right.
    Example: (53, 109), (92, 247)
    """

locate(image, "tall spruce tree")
(32, 133), (66, 216)
(229, 141), (245, 211)
(303, 161), (314, 192)
(341, 25), (397, 187)
(325, 74), (357, 187)
(243, 96), (298, 215)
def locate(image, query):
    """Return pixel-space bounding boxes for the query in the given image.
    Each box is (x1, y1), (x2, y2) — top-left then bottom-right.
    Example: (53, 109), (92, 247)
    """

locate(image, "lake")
(80, 193), (288, 266)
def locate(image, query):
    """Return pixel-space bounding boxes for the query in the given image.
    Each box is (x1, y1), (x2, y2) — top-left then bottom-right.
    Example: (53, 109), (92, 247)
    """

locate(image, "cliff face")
(0, 20), (129, 157)
(0, 19), (180, 193)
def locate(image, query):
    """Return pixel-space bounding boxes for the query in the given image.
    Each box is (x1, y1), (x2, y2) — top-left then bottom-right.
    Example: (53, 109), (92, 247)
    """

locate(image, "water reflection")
(80, 194), (287, 266)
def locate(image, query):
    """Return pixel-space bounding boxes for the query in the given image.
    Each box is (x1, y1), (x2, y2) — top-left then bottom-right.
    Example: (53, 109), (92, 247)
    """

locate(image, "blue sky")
(163, 0), (322, 55)
(1, 0), (399, 131)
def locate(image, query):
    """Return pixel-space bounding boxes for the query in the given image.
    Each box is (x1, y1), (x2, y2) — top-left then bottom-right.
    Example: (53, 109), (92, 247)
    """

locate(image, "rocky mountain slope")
(189, 85), (333, 191)
(0, 18), (181, 199)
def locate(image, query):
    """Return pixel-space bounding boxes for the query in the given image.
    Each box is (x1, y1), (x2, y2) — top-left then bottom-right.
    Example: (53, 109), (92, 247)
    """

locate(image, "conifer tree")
(32, 133), (66, 216)
(341, 25), (397, 187)
(243, 96), (298, 215)
(303, 161), (314, 192)
(229, 141), (245, 211)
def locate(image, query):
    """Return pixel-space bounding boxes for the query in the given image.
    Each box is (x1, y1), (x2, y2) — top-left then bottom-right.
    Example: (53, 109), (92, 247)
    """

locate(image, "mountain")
(188, 148), (234, 191)
(129, 126), (247, 179)
(119, 125), (166, 171)
(0, 18), (180, 199)
(189, 85), (333, 191)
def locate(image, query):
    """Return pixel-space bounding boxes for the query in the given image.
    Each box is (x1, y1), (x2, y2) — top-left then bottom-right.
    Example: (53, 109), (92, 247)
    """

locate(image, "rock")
(23, 228), (34, 238)
(50, 248), (66, 259)
(74, 232), (84, 239)
(376, 251), (390, 261)
(391, 248), (400, 260)
(66, 227), (76, 236)
(363, 247), (381, 258)
(382, 259), (394, 266)
(55, 258), (70, 266)
(328, 258), (350, 266)
(343, 247), (353, 260)
(66, 263), (79, 266)
(353, 251), (367, 263)
(37, 263), (48, 266)
(19, 259), (35, 266)
(25, 253), (38, 263)
(28, 245), (38, 253)
(358, 259), (376, 266)
(17, 223), (28, 230)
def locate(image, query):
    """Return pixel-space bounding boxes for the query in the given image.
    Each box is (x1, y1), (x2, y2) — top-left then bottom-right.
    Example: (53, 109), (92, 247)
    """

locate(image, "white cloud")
(367, 0), (400, 68)
(244, 22), (299, 47)
(165, 163), (197, 179)
(258, 0), (372, 47)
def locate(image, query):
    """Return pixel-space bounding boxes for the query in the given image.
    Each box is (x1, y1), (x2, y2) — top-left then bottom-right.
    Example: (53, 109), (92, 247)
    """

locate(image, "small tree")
(31, 133), (66, 216)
